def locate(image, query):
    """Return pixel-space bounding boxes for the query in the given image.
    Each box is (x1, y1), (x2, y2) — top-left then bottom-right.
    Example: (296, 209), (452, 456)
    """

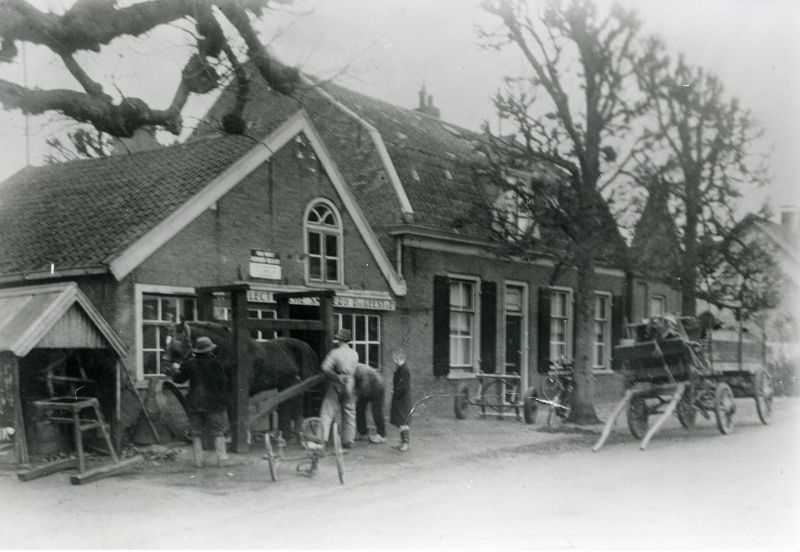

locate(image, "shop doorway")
(504, 283), (528, 401)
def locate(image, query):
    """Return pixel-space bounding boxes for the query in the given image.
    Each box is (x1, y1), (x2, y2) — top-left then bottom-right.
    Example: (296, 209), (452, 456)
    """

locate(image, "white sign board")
(249, 249), (281, 280)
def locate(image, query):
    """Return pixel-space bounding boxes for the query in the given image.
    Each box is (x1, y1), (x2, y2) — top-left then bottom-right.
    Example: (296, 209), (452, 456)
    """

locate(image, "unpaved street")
(1, 399), (798, 549)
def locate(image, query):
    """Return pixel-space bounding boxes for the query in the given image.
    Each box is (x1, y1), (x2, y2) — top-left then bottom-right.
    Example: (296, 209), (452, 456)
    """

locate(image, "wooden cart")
(453, 372), (539, 424)
(593, 316), (774, 451)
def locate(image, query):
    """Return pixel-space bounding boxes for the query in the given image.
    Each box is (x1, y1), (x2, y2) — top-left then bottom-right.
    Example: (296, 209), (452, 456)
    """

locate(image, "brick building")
(0, 75), (679, 423)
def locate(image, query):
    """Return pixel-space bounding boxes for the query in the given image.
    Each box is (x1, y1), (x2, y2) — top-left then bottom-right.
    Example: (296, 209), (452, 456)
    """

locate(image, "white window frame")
(448, 274), (481, 375)
(135, 284), (197, 381)
(650, 294), (667, 318)
(504, 280), (529, 392)
(336, 313), (381, 368)
(248, 307), (277, 341)
(593, 291), (612, 372)
(549, 286), (574, 362)
(304, 198), (344, 285)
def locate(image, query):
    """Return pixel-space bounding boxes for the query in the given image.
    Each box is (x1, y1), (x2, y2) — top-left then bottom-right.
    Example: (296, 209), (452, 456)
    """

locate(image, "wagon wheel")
(676, 387), (697, 429)
(754, 370), (774, 425)
(546, 391), (571, 429)
(713, 382), (736, 435)
(332, 422), (345, 485)
(627, 396), (649, 440)
(523, 387), (538, 425)
(542, 374), (561, 402)
(453, 384), (470, 420)
(264, 433), (277, 482)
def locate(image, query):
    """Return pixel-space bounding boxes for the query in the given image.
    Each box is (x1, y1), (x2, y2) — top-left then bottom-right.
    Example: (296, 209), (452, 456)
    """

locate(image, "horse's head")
(163, 321), (194, 367)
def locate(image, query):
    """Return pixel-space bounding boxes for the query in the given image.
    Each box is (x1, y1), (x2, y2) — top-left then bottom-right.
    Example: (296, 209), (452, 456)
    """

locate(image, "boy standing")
(389, 349), (411, 452)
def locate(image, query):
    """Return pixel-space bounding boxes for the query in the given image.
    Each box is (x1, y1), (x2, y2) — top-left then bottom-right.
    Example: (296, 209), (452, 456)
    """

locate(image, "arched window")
(305, 200), (342, 283)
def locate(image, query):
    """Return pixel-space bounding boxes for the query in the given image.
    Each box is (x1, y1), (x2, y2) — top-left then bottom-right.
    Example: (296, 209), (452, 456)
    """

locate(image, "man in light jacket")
(318, 328), (358, 448)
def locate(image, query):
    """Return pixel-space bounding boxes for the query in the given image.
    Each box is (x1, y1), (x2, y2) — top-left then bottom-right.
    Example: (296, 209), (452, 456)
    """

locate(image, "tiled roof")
(630, 185), (682, 281)
(0, 135), (253, 277)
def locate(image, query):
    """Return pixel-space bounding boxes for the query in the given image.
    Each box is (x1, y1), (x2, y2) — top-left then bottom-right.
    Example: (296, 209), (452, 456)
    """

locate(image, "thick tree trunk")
(568, 247), (601, 425)
(681, 178), (701, 315)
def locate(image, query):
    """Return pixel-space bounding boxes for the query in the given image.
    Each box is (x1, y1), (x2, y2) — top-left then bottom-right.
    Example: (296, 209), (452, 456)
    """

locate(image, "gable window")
(142, 294), (197, 376)
(650, 295), (666, 318)
(593, 293), (611, 370)
(305, 200), (342, 284)
(549, 288), (573, 361)
(449, 279), (476, 368)
(493, 189), (535, 241)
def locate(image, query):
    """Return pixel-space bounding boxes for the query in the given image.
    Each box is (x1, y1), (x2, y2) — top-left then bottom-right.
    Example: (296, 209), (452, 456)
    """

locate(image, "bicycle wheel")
(546, 390), (571, 428)
(332, 422), (345, 484)
(542, 374), (561, 403)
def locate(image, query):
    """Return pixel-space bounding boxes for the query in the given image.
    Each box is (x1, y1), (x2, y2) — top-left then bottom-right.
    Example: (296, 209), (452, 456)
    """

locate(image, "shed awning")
(0, 282), (127, 358)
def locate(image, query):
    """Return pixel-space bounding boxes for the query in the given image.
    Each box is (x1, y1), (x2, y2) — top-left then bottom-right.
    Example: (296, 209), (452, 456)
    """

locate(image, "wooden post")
(319, 292), (335, 356)
(229, 287), (251, 453)
(9, 355), (29, 466)
(114, 360), (122, 452)
(276, 296), (290, 338)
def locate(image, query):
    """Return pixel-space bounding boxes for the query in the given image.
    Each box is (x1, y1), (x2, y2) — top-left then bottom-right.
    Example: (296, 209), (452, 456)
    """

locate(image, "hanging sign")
(249, 249), (281, 280)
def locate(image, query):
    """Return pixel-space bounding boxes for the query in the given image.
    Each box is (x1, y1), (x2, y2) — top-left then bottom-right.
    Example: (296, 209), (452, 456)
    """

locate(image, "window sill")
(305, 281), (348, 291)
(447, 369), (477, 380)
(593, 369), (616, 375)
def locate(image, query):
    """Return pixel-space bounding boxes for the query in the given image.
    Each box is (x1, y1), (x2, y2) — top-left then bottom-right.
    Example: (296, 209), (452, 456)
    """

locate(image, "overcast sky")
(1, 0), (797, 214)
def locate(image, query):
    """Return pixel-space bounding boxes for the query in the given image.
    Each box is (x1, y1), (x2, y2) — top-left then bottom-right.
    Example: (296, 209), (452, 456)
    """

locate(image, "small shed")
(0, 282), (127, 464)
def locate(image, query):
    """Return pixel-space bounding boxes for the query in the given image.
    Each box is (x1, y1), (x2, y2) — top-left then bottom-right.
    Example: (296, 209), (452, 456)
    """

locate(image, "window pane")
(162, 297), (177, 322)
(460, 338), (472, 365)
(308, 232), (321, 255)
(326, 259), (338, 281)
(309, 257), (322, 279)
(356, 344), (366, 363)
(143, 352), (158, 375)
(158, 327), (168, 350)
(367, 316), (378, 341)
(181, 299), (197, 321)
(355, 315), (366, 341)
(325, 234), (337, 256)
(143, 297), (158, 321)
(505, 287), (522, 312)
(143, 325), (158, 349)
(368, 346), (378, 368)
(248, 309), (260, 319)
(342, 314), (353, 333)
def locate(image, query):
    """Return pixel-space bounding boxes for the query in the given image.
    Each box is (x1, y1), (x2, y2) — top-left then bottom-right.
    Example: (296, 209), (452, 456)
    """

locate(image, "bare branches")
(0, 0), (299, 138)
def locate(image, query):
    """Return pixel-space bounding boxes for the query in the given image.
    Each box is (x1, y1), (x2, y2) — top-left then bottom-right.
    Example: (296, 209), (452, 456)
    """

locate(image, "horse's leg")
(277, 400), (299, 444)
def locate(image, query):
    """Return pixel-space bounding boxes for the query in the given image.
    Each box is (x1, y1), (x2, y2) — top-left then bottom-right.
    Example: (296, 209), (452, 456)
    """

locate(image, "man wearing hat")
(168, 336), (229, 468)
(318, 328), (358, 448)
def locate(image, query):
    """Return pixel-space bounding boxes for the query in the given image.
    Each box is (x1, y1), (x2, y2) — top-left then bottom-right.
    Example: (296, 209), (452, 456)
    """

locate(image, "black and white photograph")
(0, 0), (798, 549)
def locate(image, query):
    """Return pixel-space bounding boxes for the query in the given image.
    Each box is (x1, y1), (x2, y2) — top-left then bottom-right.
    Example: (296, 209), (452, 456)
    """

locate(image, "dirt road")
(1, 399), (798, 549)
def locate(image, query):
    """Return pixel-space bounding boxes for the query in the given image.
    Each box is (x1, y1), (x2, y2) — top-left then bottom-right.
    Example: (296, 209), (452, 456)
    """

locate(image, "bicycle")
(542, 358), (575, 428)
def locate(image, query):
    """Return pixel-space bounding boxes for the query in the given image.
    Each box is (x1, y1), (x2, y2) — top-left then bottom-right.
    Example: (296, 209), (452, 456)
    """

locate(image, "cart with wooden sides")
(453, 372), (539, 424)
(593, 315), (774, 452)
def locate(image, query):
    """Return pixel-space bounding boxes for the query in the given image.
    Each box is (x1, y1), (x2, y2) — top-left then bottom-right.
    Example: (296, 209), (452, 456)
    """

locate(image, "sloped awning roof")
(0, 282), (127, 358)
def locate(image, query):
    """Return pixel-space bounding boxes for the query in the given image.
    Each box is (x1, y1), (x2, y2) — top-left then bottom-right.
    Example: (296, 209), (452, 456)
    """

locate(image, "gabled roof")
(0, 111), (406, 295)
(630, 184), (682, 281)
(0, 133), (253, 280)
(0, 282), (127, 357)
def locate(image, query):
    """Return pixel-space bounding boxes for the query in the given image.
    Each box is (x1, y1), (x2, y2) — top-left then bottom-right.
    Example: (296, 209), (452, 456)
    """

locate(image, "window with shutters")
(449, 279), (477, 368)
(305, 199), (342, 284)
(593, 292), (611, 370)
(549, 288), (573, 361)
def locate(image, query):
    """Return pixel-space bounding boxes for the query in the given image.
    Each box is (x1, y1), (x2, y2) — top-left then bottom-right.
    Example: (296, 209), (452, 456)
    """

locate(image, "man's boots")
(192, 437), (204, 468)
(399, 427), (409, 452)
(214, 436), (229, 467)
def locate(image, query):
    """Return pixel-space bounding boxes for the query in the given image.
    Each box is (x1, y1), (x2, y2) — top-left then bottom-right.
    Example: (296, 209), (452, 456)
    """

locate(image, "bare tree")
(0, 0), (299, 138)
(43, 127), (111, 163)
(634, 38), (769, 315)
(479, 0), (645, 424)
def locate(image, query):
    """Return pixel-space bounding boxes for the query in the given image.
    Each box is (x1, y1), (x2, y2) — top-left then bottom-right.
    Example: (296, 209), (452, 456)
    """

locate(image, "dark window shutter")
(537, 287), (552, 373)
(432, 276), (451, 377)
(479, 281), (497, 374)
(611, 295), (624, 370)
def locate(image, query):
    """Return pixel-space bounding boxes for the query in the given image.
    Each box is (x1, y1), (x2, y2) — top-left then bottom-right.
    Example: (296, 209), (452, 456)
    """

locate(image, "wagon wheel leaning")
(754, 369), (774, 425)
(627, 395), (649, 440)
(523, 387), (538, 424)
(676, 386), (697, 429)
(713, 382), (736, 435)
(546, 390), (571, 429)
(453, 384), (470, 420)
(332, 422), (345, 485)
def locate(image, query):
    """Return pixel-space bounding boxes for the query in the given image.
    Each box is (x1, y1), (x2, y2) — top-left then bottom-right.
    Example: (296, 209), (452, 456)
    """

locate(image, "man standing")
(167, 336), (229, 468)
(354, 363), (387, 444)
(319, 328), (358, 448)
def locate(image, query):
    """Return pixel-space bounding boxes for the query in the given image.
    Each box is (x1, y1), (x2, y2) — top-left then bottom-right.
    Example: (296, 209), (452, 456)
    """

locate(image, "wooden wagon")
(593, 315), (774, 451)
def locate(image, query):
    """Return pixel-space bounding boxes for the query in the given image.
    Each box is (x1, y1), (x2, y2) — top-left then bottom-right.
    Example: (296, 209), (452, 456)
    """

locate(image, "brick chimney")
(780, 205), (800, 234)
(415, 84), (440, 119)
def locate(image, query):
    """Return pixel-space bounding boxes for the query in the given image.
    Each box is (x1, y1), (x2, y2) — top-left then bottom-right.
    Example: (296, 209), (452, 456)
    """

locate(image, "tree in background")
(634, 39), (770, 315)
(479, 0), (646, 424)
(43, 127), (111, 164)
(0, 0), (298, 139)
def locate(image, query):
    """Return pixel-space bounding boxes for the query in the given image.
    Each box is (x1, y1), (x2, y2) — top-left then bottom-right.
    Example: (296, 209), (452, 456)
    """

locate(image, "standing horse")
(164, 321), (320, 440)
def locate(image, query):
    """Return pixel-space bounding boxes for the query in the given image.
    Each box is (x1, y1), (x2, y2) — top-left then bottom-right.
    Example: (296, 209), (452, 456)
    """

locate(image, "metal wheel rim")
(264, 435), (277, 482)
(628, 397), (649, 440)
(714, 383), (735, 434)
(332, 423), (345, 484)
(755, 372), (774, 425)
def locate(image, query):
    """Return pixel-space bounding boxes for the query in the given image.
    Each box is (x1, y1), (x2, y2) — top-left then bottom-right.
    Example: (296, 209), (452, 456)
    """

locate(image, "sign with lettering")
(246, 289), (396, 311)
(249, 249), (281, 280)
